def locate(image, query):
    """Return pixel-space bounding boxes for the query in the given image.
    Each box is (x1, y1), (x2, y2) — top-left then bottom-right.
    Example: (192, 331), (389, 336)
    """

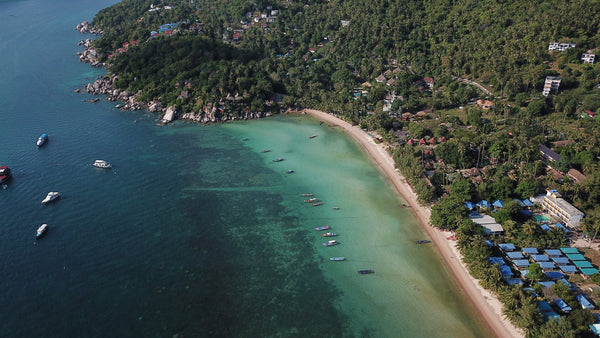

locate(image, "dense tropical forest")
(87, 0), (600, 336)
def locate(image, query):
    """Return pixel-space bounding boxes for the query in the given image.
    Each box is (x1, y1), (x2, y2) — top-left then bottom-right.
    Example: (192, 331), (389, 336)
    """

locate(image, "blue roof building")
(488, 257), (505, 265)
(505, 278), (523, 285)
(540, 223), (550, 231)
(464, 201), (475, 209)
(539, 261), (556, 270)
(514, 199), (525, 207)
(538, 300), (553, 312)
(513, 260), (530, 268)
(538, 281), (556, 288)
(523, 199), (534, 207)
(545, 249), (563, 257)
(554, 298), (572, 313)
(577, 294), (595, 309)
(531, 254), (550, 262)
(476, 200), (491, 208)
(551, 257), (570, 265)
(522, 247), (538, 255)
(521, 210), (532, 217)
(499, 243), (516, 251)
(485, 240), (494, 247)
(506, 251), (524, 260)
(499, 265), (514, 276)
(545, 271), (564, 280)
(545, 311), (561, 321)
(557, 278), (573, 289)
(493, 200), (504, 208)
(559, 265), (578, 274)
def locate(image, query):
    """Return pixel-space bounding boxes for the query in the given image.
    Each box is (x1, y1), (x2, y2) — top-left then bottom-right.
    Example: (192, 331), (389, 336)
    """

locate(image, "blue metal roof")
(523, 199), (534, 207)
(566, 253), (586, 261)
(540, 223), (550, 231)
(577, 294), (595, 309)
(545, 249), (562, 256)
(538, 301), (553, 312)
(545, 271), (564, 280)
(574, 260), (593, 268)
(499, 243), (516, 251)
(506, 251), (524, 259)
(499, 264), (513, 276)
(493, 200), (504, 208)
(513, 259), (530, 267)
(552, 257), (570, 265)
(531, 254), (550, 261)
(559, 265), (578, 274)
(580, 268), (600, 276)
(554, 298), (572, 313)
(522, 247), (538, 255)
(539, 262), (556, 269)
(464, 201), (475, 209)
(488, 257), (505, 265)
(561, 247), (579, 254)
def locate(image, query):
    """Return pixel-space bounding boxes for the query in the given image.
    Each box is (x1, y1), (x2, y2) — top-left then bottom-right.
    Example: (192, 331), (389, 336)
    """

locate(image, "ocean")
(0, 0), (490, 336)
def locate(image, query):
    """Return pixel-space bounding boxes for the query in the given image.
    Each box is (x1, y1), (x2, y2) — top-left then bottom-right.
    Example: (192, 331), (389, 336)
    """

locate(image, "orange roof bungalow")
(419, 138), (427, 145)
(407, 139), (415, 146)
(477, 99), (493, 109)
(428, 137), (436, 145)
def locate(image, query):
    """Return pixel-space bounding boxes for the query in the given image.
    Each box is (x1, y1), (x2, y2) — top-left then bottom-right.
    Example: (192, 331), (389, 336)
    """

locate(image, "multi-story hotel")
(541, 190), (584, 227)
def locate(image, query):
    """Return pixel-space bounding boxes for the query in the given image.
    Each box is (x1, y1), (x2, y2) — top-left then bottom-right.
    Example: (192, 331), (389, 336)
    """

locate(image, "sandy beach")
(303, 109), (524, 338)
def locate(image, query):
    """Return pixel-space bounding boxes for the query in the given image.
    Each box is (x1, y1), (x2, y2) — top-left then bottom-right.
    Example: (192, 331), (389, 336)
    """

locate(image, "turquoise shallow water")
(0, 0), (490, 336)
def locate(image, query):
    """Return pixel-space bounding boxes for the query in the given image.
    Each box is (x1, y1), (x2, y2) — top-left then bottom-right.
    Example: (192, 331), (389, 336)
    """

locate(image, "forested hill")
(90, 0), (600, 120)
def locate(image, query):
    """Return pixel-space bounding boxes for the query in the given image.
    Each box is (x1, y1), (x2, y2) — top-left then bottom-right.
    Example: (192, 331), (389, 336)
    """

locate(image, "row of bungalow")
(490, 243), (596, 321)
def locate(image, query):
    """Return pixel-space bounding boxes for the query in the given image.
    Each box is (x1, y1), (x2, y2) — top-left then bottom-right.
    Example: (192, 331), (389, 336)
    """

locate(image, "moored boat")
(93, 159), (112, 169)
(305, 197), (318, 203)
(261, 149), (271, 153)
(358, 269), (375, 274)
(41, 191), (60, 204)
(37, 133), (48, 147)
(286, 169), (294, 174)
(322, 240), (339, 246)
(300, 193), (313, 196)
(332, 206), (340, 210)
(0, 165), (11, 184)
(415, 240), (431, 244)
(330, 257), (345, 261)
(315, 226), (330, 231)
(311, 202), (323, 206)
(272, 158), (284, 162)
(36, 223), (48, 238)
(309, 134), (317, 139)
(320, 232), (337, 237)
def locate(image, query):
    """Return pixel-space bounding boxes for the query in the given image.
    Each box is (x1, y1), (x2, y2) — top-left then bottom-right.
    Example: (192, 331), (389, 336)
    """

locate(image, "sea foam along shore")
(302, 109), (524, 338)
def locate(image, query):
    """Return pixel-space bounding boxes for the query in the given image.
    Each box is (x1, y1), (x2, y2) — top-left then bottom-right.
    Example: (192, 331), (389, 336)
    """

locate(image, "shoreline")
(302, 109), (524, 338)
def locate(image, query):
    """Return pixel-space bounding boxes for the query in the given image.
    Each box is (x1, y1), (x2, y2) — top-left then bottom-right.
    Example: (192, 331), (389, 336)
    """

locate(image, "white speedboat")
(41, 191), (60, 204)
(36, 223), (48, 238)
(93, 159), (111, 169)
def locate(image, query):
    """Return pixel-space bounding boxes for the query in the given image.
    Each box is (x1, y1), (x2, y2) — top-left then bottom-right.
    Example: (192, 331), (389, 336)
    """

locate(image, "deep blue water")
(0, 1), (490, 337)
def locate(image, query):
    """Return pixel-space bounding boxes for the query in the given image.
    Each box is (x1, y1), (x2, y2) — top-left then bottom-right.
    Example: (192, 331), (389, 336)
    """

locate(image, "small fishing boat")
(305, 197), (318, 203)
(315, 226), (330, 231)
(332, 207), (340, 210)
(0, 165), (11, 184)
(311, 202), (323, 206)
(36, 223), (48, 238)
(357, 270), (374, 274)
(286, 169), (294, 174)
(322, 240), (338, 246)
(415, 240), (431, 244)
(272, 158), (284, 162)
(330, 257), (345, 261)
(320, 232), (337, 237)
(261, 149), (271, 153)
(41, 191), (60, 204)
(93, 159), (112, 169)
(37, 133), (48, 147)
(300, 193), (313, 197)
(309, 134), (317, 139)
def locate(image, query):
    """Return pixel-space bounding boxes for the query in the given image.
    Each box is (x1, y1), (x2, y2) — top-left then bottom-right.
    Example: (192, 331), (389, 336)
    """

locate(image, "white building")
(543, 76), (561, 96)
(548, 42), (576, 52)
(541, 190), (584, 227)
(469, 214), (504, 235)
(582, 52), (595, 64)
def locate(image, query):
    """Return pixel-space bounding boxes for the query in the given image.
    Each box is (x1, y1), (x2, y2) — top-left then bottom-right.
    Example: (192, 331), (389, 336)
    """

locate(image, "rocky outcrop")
(75, 21), (103, 35)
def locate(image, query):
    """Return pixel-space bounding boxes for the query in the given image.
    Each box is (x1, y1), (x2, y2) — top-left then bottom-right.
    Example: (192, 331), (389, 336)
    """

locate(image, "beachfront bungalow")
(523, 199), (534, 207)
(493, 200), (503, 208)
(476, 200), (491, 209)
(499, 264), (514, 277)
(545, 249), (563, 257)
(522, 247), (538, 256)
(513, 259), (530, 269)
(555, 298), (573, 313)
(559, 265), (578, 274)
(540, 223), (551, 231)
(499, 243), (516, 252)
(551, 257), (570, 265)
(506, 251), (524, 260)
(464, 201), (475, 210)
(531, 254), (550, 262)
(538, 281), (556, 289)
(546, 271), (564, 280)
(469, 214), (503, 235)
(577, 294), (595, 309)
(520, 269), (530, 278)
(539, 301), (553, 313)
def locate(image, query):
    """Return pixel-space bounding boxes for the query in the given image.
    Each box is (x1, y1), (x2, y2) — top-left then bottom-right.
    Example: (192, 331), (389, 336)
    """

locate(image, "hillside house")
(548, 42), (576, 52)
(476, 99), (493, 109)
(581, 52), (595, 64)
(543, 76), (561, 96)
(538, 144), (561, 162)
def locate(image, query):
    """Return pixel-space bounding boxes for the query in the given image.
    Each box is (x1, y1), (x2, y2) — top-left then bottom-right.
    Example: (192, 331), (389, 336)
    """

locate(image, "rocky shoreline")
(75, 22), (272, 125)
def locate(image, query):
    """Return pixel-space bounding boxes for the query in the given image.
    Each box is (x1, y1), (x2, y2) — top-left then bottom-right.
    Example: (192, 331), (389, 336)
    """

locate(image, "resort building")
(548, 42), (576, 52)
(543, 76), (561, 96)
(469, 213), (503, 235)
(581, 52), (595, 64)
(541, 190), (584, 227)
